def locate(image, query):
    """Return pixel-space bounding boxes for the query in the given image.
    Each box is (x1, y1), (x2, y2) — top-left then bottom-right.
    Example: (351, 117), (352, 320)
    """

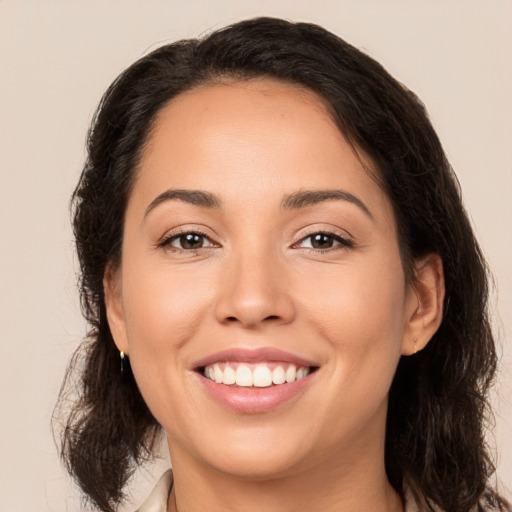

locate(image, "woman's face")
(107, 79), (422, 478)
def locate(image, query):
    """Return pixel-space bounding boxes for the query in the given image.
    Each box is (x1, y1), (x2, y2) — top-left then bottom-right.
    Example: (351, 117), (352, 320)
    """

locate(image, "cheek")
(303, 252), (405, 327)
(298, 253), (406, 381)
(119, 256), (216, 395)
(119, 261), (216, 427)
(303, 262), (406, 436)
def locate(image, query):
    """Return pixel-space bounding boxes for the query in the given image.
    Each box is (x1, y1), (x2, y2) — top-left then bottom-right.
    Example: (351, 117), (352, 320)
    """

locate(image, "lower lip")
(197, 372), (315, 414)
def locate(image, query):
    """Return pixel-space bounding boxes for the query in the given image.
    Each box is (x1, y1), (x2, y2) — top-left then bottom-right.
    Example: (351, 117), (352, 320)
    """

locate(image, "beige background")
(0, 1), (510, 510)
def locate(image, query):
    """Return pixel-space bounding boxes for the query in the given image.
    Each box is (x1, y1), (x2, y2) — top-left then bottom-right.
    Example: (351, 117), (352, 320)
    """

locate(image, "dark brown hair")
(54, 17), (510, 512)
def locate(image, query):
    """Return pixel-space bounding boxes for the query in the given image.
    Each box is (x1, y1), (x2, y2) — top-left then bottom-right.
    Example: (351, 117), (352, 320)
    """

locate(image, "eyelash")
(293, 230), (354, 252)
(158, 229), (216, 253)
(158, 229), (354, 253)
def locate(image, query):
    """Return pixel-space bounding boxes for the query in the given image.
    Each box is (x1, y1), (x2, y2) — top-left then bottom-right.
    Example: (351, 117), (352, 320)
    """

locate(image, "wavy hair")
(54, 17), (509, 512)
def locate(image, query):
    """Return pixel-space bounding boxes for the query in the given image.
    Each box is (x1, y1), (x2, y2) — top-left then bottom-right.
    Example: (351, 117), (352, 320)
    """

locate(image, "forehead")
(146, 78), (342, 164)
(131, 79), (393, 226)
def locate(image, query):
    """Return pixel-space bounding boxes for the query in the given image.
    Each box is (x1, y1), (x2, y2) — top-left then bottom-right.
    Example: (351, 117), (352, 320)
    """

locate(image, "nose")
(214, 246), (296, 329)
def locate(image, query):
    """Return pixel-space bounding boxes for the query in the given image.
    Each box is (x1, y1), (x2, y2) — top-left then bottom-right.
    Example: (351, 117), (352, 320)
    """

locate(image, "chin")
(206, 446), (307, 481)
(170, 421), (315, 480)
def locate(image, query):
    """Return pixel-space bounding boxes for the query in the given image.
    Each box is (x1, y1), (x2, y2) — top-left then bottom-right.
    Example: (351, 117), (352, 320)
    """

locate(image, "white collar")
(136, 470), (173, 512)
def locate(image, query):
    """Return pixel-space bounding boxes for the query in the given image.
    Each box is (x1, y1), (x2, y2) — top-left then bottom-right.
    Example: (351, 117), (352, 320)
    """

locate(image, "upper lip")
(191, 347), (319, 370)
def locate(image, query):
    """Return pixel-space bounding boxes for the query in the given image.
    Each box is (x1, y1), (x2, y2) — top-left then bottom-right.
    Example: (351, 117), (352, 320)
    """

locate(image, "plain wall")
(0, 1), (510, 510)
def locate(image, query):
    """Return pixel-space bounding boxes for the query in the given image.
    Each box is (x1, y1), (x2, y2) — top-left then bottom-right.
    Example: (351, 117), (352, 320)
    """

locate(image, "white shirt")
(136, 470), (173, 512)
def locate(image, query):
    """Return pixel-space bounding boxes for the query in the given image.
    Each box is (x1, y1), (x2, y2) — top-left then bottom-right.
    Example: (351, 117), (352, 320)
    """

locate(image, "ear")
(103, 264), (129, 355)
(402, 253), (445, 356)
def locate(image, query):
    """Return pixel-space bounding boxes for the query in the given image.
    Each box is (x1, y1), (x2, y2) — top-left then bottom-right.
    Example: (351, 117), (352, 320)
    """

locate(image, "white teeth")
(253, 365), (273, 387)
(204, 362), (311, 387)
(297, 367), (309, 380)
(235, 365), (253, 387)
(285, 364), (297, 383)
(213, 364), (223, 383)
(272, 366), (286, 385)
(222, 366), (236, 385)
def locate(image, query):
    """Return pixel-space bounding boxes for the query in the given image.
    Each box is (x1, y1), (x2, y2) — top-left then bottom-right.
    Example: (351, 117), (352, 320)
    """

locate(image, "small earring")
(120, 351), (128, 374)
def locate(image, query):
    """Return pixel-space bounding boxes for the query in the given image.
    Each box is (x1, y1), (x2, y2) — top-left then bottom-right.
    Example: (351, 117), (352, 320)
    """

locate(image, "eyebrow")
(144, 189), (222, 217)
(144, 188), (373, 219)
(281, 189), (373, 219)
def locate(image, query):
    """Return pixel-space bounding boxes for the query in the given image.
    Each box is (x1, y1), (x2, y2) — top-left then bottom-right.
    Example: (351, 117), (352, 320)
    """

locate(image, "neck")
(168, 470), (402, 512)
(166, 435), (403, 512)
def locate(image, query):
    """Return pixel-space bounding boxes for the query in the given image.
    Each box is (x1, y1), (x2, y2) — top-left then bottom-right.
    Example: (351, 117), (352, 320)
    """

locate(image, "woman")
(55, 17), (510, 512)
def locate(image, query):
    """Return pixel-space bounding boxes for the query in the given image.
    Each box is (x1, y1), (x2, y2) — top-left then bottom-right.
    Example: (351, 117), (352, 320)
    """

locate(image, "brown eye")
(296, 232), (353, 251)
(310, 233), (335, 249)
(179, 233), (205, 249)
(163, 231), (215, 250)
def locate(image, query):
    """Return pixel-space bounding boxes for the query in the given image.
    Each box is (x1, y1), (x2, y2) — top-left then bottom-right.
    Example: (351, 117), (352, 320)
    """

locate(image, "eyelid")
(157, 227), (220, 251)
(291, 228), (355, 250)
(156, 225), (354, 252)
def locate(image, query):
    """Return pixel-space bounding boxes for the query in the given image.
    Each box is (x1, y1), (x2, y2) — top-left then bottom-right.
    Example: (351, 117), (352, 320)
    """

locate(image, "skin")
(105, 79), (444, 512)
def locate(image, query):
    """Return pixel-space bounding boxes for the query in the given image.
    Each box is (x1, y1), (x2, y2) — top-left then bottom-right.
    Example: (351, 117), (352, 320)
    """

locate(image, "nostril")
(227, 315), (279, 321)
(224, 314), (283, 325)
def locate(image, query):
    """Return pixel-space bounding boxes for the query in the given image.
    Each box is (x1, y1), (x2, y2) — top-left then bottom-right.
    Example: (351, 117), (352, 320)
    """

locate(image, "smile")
(193, 348), (319, 413)
(203, 362), (311, 387)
